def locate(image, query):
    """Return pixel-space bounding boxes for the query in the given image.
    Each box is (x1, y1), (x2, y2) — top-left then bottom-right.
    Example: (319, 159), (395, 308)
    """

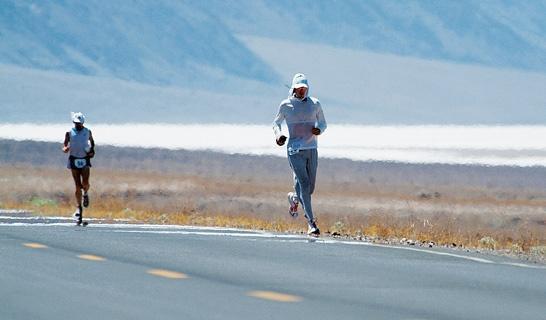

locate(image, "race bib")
(74, 158), (87, 169)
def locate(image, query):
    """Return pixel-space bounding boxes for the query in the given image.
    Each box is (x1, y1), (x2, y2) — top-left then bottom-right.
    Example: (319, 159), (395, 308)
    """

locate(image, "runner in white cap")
(62, 112), (95, 225)
(273, 73), (327, 236)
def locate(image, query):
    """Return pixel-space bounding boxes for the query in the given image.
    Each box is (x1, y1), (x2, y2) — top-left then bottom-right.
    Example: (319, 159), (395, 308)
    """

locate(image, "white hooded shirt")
(273, 74), (327, 154)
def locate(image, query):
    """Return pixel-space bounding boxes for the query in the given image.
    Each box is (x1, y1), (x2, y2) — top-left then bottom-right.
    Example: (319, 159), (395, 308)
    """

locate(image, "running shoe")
(83, 192), (89, 208)
(287, 192), (299, 218)
(73, 206), (82, 224)
(307, 221), (320, 236)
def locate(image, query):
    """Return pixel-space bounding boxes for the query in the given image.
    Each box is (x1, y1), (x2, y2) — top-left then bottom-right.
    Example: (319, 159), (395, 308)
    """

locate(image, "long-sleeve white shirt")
(273, 95), (327, 153)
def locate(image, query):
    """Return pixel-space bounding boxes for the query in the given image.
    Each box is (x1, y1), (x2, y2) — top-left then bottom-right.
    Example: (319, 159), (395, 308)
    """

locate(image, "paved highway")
(1, 211), (545, 320)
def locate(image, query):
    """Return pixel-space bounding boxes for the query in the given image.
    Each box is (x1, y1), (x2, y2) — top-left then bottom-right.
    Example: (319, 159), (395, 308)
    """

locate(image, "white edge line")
(0, 210), (32, 214)
(108, 229), (305, 239)
(334, 239), (495, 263)
(0, 215), (133, 222)
(104, 229), (546, 269)
(329, 240), (546, 269)
(499, 262), (546, 269)
(0, 218), (253, 231)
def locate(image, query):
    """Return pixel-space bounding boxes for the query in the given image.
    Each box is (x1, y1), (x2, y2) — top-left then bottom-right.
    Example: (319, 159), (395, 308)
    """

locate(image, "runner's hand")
(87, 149), (95, 158)
(62, 146), (70, 153)
(276, 135), (287, 146)
(312, 127), (321, 135)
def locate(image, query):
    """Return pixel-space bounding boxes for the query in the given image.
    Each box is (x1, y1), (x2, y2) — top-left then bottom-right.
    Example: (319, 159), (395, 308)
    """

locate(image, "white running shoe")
(307, 221), (320, 236)
(287, 192), (299, 218)
(73, 206), (82, 223)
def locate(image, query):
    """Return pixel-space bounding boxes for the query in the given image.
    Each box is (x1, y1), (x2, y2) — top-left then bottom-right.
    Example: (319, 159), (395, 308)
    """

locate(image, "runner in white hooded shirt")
(273, 73), (327, 236)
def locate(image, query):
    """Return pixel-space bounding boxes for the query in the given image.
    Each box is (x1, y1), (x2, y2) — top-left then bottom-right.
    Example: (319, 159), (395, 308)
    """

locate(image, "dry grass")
(1, 163), (545, 255)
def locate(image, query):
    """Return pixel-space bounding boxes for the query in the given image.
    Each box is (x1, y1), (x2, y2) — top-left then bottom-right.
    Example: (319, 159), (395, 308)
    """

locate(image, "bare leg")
(81, 167), (90, 193)
(71, 169), (83, 207)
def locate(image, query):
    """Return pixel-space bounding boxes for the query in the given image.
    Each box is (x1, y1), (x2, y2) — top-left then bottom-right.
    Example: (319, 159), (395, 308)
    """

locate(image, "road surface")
(1, 210), (545, 320)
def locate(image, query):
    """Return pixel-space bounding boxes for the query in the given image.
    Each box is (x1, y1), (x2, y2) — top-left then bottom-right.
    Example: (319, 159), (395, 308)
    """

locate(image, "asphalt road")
(1, 210), (545, 320)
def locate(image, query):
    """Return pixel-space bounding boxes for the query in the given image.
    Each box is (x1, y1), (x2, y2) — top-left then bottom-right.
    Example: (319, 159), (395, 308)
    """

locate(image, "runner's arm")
(62, 132), (70, 153)
(273, 105), (287, 145)
(87, 130), (95, 157)
(314, 102), (327, 135)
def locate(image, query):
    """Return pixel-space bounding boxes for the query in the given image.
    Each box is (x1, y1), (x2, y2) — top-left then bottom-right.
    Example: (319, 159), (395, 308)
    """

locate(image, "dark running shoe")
(83, 193), (89, 208)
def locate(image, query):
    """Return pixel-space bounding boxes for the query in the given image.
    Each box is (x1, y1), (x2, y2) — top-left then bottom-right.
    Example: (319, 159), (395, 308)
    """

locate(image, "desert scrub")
(0, 162), (544, 256)
(29, 196), (58, 208)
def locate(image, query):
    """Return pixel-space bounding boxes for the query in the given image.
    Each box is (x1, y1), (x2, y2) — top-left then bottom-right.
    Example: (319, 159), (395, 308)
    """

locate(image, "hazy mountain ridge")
(2, 0), (546, 88)
(0, 0), (278, 86)
(0, 64), (282, 124)
(2, 1), (546, 124)
(202, 0), (546, 73)
(240, 36), (546, 124)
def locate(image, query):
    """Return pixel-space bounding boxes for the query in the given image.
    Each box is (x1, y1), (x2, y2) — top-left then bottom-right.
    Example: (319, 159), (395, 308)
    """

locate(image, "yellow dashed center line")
(247, 291), (303, 302)
(77, 254), (106, 261)
(147, 269), (188, 279)
(23, 242), (48, 249)
(22, 242), (301, 304)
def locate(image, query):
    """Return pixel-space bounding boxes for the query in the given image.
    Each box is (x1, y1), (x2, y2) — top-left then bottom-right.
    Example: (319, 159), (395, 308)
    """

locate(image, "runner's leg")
(307, 149), (318, 195)
(288, 155), (302, 205)
(71, 169), (83, 224)
(71, 169), (83, 207)
(292, 173), (301, 202)
(81, 167), (90, 207)
(288, 150), (314, 224)
(81, 167), (90, 193)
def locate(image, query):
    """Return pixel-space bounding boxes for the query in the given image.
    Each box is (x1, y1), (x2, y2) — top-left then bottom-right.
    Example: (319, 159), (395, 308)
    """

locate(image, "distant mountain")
(240, 36), (546, 125)
(1, 1), (546, 124)
(3, 38), (546, 125)
(0, 0), (279, 86)
(201, 0), (546, 73)
(2, 0), (546, 88)
(0, 64), (283, 124)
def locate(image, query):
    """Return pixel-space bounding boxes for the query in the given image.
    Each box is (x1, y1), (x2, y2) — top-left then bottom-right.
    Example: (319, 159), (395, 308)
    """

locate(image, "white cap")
(292, 73), (308, 89)
(71, 112), (85, 124)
